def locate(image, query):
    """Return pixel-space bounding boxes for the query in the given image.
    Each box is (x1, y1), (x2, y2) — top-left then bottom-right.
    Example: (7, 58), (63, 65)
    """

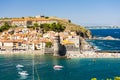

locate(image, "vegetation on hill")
(27, 23), (65, 33)
(0, 22), (11, 32)
(0, 22), (17, 32)
(0, 16), (92, 39)
(49, 17), (92, 39)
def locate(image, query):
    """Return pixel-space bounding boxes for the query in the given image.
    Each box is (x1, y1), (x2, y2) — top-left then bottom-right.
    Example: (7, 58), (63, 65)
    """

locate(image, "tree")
(0, 22), (11, 32)
(49, 23), (56, 31)
(33, 23), (39, 30)
(21, 17), (24, 19)
(56, 23), (65, 32)
(45, 16), (49, 19)
(43, 23), (50, 32)
(49, 23), (65, 32)
(39, 24), (45, 35)
(39, 23), (65, 33)
(68, 20), (71, 23)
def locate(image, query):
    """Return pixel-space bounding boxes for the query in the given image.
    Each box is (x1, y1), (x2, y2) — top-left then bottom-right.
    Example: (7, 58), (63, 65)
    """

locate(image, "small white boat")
(16, 64), (24, 68)
(18, 71), (29, 76)
(53, 65), (63, 70)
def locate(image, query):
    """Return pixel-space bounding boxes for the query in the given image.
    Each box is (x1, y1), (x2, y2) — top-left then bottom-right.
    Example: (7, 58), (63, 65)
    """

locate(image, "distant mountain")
(85, 26), (120, 29)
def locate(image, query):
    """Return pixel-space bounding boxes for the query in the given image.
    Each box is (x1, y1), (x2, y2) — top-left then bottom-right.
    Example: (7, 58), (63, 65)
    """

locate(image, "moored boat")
(16, 64), (24, 68)
(53, 65), (63, 70)
(18, 71), (29, 76)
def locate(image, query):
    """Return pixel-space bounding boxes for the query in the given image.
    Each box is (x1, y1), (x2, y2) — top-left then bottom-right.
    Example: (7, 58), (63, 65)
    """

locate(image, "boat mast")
(32, 52), (34, 80)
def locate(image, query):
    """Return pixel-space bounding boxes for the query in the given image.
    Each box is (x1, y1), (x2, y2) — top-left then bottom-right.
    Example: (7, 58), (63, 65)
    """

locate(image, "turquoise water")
(1, 54), (120, 80)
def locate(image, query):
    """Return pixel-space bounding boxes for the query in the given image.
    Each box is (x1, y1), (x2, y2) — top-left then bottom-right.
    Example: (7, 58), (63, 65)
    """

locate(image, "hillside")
(0, 16), (92, 39)
(49, 17), (92, 39)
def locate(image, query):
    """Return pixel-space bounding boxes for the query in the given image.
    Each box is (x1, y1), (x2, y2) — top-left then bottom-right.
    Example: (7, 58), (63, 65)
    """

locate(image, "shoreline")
(0, 50), (120, 59)
(0, 50), (44, 56)
(67, 51), (120, 58)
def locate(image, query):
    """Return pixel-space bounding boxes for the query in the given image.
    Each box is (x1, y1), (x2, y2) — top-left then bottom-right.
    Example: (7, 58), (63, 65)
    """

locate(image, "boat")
(18, 71), (29, 76)
(16, 64), (24, 68)
(53, 65), (63, 70)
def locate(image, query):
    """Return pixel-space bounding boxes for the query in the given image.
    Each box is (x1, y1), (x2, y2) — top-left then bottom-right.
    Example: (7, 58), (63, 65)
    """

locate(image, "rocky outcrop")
(93, 36), (119, 40)
(80, 37), (92, 51)
(103, 36), (115, 40)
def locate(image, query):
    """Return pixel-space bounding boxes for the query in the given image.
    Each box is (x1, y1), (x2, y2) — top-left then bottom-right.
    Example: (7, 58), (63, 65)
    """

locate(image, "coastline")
(0, 50), (44, 56)
(1, 50), (120, 59)
(67, 51), (120, 58)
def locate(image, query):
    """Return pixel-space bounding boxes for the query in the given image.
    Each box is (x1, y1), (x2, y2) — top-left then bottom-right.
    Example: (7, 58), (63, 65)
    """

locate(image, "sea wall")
(67, 51), (120, 58)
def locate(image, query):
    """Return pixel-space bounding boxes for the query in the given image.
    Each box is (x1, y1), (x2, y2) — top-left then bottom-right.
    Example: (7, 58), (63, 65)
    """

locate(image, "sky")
(0, 0), (120, 26)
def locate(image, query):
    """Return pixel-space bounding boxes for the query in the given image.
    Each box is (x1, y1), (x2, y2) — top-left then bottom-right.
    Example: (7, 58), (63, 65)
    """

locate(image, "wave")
(88, 39), (120, 51)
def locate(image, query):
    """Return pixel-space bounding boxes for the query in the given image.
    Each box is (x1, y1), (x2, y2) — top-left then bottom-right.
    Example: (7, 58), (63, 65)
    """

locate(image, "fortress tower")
(53, 33), (61, 56)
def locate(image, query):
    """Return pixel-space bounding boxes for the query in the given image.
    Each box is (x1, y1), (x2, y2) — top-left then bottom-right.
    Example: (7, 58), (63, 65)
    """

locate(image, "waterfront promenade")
(1, 49), (120, 59)
(67, 51), (120, 58)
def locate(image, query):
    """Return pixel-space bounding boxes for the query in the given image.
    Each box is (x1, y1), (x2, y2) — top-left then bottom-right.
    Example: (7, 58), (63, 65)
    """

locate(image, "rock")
(103, 36), (115, 40)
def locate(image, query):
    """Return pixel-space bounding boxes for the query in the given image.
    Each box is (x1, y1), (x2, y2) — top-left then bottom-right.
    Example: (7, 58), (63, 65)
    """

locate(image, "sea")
(88, 29), (120, 52)
(1, 55), (120, 80)
(0, 29), (120, 80)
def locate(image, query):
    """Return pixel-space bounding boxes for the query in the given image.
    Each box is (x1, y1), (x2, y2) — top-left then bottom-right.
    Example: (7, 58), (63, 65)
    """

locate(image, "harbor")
(1, 0), (120, 80)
